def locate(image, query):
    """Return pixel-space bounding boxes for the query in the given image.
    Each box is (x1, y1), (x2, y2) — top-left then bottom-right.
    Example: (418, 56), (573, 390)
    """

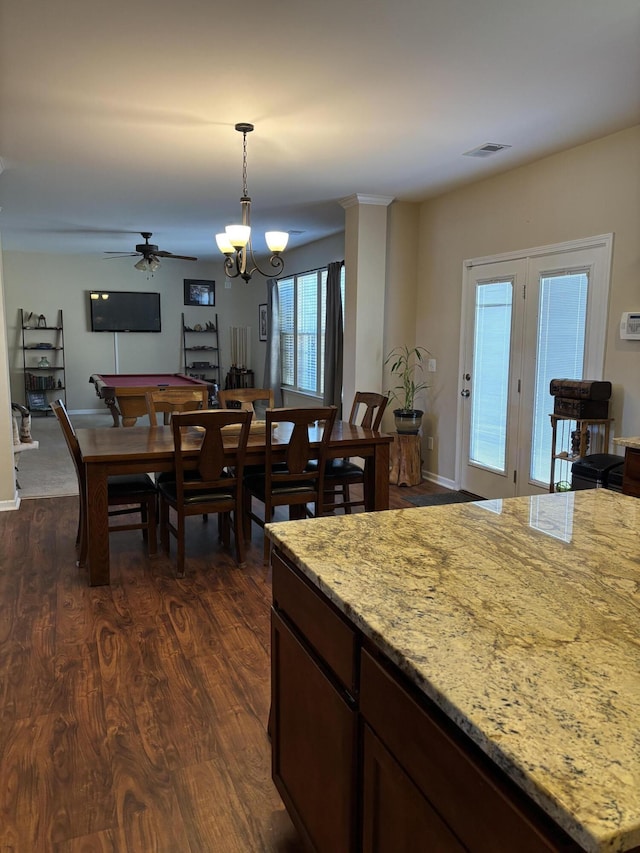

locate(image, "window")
(278, 266), (345, 396)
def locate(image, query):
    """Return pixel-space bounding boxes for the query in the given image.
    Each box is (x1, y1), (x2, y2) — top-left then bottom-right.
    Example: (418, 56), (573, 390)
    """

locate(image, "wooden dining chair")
(218, 387), (276, 478)
(51, 399), (158, 567)
(317, 391), (389, 513)
(217, 388), (275, 419)
(156, 408), (253, 576)
(144, 387), (208, 426)
(244, 406), (337, 564)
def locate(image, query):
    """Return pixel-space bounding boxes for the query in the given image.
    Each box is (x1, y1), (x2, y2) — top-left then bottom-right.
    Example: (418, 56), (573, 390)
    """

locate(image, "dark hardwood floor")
(0, 479), (446, 852)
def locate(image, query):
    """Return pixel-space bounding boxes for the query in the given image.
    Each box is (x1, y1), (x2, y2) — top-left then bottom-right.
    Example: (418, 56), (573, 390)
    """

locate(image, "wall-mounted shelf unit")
(20, 308), (66, 414)
(182, 312), (220, 397)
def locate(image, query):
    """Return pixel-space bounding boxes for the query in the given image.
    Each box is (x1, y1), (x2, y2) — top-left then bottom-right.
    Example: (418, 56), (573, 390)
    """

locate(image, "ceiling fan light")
(149, 256), (161, 272)
(134, 257), (149, 271)
(265, 231), (289, 253)
(216, 233), (235, 255)
(225, 224), (251, 249)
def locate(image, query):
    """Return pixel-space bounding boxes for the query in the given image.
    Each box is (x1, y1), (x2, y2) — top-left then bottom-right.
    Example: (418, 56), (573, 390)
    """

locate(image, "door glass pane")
(470, 281), (512, 472)
(530, 271), (588, 485)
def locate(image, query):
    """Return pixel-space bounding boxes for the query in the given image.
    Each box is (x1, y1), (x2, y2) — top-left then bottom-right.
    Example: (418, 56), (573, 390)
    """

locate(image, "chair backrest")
(51, 399), (84, 491)
(145, 387), (209, 426)
(217, 388), (275, 419)
(170, 408), (253, 499)
(348, 391), (389, 431)
(265, 406), (337, 495)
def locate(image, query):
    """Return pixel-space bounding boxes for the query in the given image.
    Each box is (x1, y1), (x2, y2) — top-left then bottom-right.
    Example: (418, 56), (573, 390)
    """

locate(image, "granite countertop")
(614, 437), (640, 449)
(266, 490), (640, 853)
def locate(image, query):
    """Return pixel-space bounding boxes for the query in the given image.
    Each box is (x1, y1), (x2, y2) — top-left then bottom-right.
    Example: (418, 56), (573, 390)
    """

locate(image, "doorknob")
(464, 373), (471, 381)
(461, 389), (470, 397)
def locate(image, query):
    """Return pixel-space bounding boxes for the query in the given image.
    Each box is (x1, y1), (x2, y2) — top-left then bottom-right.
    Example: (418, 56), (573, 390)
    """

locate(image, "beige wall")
(0, 235), (18, 508)
(342, 197), (391, 411)
(381, 201), (421, 432)
(411, 125), (640, 484)
(2, 253), (279, 412)
(1, 234), (344, 408)
(0, 232), (344, 510)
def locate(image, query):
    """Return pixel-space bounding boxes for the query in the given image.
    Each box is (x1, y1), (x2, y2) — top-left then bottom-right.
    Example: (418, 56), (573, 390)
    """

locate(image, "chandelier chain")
(242, 131), (249, 198)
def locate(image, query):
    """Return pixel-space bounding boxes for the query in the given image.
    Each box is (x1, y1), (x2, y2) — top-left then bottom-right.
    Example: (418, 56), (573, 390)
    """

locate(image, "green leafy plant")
(384, 345), (431, 412)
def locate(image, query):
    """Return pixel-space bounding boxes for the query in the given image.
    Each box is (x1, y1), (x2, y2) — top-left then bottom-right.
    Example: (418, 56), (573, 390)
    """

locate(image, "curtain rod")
(281, 259), (344, 279)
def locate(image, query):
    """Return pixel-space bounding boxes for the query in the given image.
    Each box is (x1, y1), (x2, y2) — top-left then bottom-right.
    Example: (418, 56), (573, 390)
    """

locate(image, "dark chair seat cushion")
(156, 468), (229, 485)
(107, 473), (157, 497)
(244, 472), (317, 502)
(157, 477), (233, 506)
(307, 459), (364, 480)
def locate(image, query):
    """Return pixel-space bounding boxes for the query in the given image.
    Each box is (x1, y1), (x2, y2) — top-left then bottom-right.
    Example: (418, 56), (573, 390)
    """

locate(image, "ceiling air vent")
(463, 142), (512, 158)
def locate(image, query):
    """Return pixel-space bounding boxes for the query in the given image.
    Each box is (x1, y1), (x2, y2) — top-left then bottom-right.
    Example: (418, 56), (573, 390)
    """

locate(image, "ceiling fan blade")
(155, 251), (198, 261)
(103, 253), (138, 258)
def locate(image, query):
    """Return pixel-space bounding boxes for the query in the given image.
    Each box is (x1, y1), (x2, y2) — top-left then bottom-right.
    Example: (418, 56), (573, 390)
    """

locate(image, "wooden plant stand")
(389, 434), (422, 486)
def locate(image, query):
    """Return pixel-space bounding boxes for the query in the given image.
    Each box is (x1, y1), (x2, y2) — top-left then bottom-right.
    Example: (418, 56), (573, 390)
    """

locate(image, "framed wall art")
(184, 279), (215, 307)
(259, 303), (268, 341)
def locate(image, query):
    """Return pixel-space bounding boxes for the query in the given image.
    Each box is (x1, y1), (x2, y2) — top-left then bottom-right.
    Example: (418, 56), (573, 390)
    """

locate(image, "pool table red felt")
(90, 373), (210, 426)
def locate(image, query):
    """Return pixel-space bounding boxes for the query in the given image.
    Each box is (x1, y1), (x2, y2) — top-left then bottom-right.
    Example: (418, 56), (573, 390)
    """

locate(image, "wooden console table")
(389, 434), (422, 486)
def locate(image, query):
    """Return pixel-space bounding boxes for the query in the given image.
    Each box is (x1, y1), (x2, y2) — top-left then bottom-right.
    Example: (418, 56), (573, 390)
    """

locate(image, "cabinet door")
(271, 609), (357, 853)
(623, 448), (640, 497)
(362, 724), (466, 853)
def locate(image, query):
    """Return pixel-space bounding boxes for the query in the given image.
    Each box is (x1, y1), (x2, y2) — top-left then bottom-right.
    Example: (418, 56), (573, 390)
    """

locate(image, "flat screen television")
(89, 291), (161, 332)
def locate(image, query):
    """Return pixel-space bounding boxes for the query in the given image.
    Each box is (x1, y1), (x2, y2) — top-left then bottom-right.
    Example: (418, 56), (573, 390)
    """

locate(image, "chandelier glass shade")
(216, 123), (288, 283)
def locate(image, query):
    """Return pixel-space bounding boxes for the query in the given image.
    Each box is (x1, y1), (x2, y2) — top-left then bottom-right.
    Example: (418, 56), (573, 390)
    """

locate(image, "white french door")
(457, 236), (612, 499)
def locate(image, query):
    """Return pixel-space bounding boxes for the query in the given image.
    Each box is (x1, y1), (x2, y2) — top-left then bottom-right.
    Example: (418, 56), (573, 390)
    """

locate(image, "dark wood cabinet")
(622, 447), (640, 497)
(271, 549), (601, 853)
(271, 610), (358, 853)
(362, 723), (465, 853)
(359, 650), (578, 853)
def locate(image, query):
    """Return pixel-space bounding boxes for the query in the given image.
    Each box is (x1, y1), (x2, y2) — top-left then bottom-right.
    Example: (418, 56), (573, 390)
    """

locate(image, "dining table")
(75, 420), (393, 586)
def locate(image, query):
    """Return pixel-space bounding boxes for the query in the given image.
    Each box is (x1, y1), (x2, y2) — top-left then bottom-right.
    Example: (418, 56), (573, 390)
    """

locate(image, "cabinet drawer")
(360, 650), (579, 853)
(272, 551), (357, 694)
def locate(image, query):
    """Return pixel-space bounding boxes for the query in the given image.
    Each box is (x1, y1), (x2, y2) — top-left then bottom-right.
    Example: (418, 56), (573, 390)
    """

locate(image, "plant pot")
(393, 409), (423, 435)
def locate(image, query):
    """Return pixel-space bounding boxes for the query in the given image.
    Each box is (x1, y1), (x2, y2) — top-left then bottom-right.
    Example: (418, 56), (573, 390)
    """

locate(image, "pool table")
(90, 373), (211, 426)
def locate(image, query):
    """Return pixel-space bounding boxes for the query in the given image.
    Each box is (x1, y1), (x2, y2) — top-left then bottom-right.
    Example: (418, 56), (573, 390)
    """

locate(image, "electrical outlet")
(428, 358), (437, 372)
(427, 436), (434, 450)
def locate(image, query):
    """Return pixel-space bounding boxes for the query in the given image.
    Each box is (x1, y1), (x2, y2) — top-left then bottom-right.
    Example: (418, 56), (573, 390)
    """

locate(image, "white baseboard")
(421, 469), (458, 491)
(0, 493), (21, 512)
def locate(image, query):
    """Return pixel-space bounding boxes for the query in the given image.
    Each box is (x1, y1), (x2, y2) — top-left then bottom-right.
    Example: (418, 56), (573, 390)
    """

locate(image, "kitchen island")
(266, 489), (640, 853)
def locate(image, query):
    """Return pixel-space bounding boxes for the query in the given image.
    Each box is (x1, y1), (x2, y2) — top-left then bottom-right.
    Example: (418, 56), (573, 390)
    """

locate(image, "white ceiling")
(1, 0), (639, 264)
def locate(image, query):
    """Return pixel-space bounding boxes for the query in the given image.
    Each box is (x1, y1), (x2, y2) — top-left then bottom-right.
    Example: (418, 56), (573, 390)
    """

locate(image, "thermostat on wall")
(620, 312), (640, 340)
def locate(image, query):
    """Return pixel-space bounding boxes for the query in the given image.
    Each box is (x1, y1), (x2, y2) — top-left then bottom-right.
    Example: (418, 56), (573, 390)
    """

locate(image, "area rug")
(403, 491), (480, 507)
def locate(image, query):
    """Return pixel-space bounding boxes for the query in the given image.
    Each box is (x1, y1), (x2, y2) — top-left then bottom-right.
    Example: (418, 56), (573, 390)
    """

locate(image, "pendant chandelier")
(216, 123), (288, 283)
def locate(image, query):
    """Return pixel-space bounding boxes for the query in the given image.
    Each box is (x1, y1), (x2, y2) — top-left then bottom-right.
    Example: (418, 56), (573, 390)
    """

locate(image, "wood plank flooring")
(0, 480), (446, 852)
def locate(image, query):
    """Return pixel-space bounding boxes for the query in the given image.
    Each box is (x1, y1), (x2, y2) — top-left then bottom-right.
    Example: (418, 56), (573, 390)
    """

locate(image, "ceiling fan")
(104, 232), (198, 272)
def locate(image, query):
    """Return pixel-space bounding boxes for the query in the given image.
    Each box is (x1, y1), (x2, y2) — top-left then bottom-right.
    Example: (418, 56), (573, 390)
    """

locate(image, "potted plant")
(385, 345), (431, 434)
